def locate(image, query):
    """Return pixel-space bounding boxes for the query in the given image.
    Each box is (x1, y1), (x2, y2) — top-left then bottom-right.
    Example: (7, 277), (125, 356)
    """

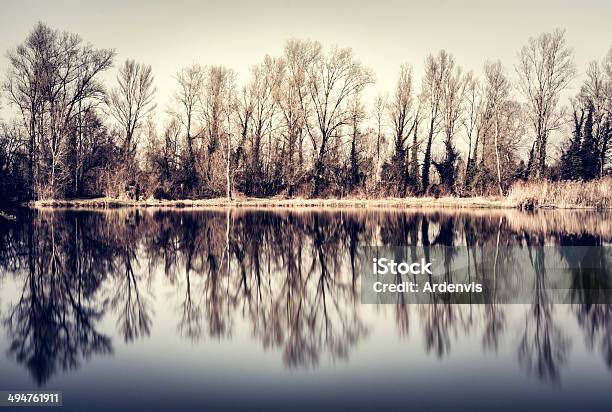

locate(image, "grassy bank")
(29, 196), (509, 210)
(507, 177), (612, 210)
(27, 178), (612, 210)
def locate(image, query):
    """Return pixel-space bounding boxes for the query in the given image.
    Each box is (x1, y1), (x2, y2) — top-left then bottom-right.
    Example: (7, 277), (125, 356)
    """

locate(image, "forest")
(0, 22), (610, 205)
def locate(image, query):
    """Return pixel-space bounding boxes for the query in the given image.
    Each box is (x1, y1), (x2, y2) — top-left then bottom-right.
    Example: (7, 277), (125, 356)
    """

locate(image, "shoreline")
(23, 196), (610, 210)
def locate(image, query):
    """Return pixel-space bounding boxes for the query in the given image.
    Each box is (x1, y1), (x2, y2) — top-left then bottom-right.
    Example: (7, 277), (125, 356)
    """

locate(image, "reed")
(506, 178), (612, 210)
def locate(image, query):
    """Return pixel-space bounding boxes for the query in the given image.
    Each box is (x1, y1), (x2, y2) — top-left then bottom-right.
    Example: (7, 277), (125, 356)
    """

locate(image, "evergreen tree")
(513, 160), (528, 181)
(581, 104), (600, 180)
(433, 138), (459, 193)
(560, 107), (584, 180)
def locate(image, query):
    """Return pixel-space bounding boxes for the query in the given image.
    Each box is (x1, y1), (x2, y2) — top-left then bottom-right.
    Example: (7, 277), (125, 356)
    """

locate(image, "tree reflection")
(518, 242), (570, 384)
(108, 249), (153, 343)
(0, 208), (611, 386)
(575, 304), (612, 369)
(2, 215), (112, 385)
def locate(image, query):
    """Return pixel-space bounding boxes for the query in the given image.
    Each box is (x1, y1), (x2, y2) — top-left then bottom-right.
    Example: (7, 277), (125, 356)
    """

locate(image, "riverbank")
(22, 178), (612, 211)
(29, 196), (510, 210)
(507, 177), (612, 209)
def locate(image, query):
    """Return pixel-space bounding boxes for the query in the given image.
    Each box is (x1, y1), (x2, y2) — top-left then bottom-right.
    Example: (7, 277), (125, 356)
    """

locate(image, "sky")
(1, 0), (611, 123)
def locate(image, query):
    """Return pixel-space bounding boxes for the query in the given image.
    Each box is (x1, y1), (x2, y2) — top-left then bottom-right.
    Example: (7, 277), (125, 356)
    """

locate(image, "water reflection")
(1, 217), (113, 385)
(1, 208), (612, 387)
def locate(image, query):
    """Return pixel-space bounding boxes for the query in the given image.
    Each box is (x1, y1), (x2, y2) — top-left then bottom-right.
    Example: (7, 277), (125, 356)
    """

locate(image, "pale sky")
(1, 0), (611, 123)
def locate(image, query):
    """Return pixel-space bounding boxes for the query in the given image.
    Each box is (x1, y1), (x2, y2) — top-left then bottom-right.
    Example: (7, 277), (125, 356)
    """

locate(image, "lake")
(1, 208), (612, 411)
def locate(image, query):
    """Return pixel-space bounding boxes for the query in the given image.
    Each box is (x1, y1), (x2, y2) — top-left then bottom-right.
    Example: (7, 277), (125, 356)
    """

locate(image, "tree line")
(0, 23), (611, 203)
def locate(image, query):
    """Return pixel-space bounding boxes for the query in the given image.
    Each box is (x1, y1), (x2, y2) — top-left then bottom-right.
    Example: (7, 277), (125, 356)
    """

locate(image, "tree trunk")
(312, 136), (327, 197)
(494, 117), (503, 196)
(537, 131), (547, 178)
(600, 123), (609, 178)
(465, 129), (473, 179)
(421, 117), (435, 192)
(28, 114), (35, 199)
(410, 122), (419, 183)
(226, 134), (232, 200)
(313, 158), (324, 197)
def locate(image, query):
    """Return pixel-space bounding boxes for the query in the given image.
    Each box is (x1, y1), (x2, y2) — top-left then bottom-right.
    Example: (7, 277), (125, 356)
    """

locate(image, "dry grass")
(507, 178), (612, 210)
(29, 195), (509, 210)
(27, 178), (612, 211)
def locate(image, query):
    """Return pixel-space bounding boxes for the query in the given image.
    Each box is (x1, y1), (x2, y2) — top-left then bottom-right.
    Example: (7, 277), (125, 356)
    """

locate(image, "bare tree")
(409, 96), (424, 186)
(387, 64), (417, 193)
(433, 62), (466, 192)
(516, 29), (575, 178)
(108, 59), (157, 158)
(306, 45), (373, 196)
(235, 85), (254, 180)
(245, 56), (282, 193)
(372, 93), (387, 178)
(199, 66), (237, 198)
(462, 72), (483, 188)
(441, 66), (466, 146)
(421, 50), (454, 192)
(225, 77), (237, 200)
(484, 61), (511, 195)
(389, 65), (415, 163)
(201, 65), (236, 194)
(347, 96), (366, 190)
(4, 22), (114, 198)
(276, 40), (319, 196)
(173, 63), (205, 188)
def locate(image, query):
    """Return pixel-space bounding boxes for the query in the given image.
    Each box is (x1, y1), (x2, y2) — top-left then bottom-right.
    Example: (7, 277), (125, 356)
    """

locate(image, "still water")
(1, 208), (612, 411)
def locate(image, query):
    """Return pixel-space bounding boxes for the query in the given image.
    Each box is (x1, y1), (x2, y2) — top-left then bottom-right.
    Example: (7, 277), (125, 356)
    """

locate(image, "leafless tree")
(409, 96), (424, 186)
(173, 63), (205, 177)
(372, 94), (387, 177)
(386, 64), (418, 193)
(516, 29), (576, 178)
(347, 96), (367, 190)
(305, 44), (373, 196)
(276, 40), (319, 195)
(108, 59), (157, 158)
(421, 50), (454, 191)
(4, 22), (114, 198)
(388, 65), (416, 165)
(245, 56), (282, 192)
(433, 62), (466, 192)
(462, 72), (483, 187)
(201, 65), (236, 196)
(442, 65), (466, 146)
(235, 85), (254, 177)
(484, 61), (511, 195)
(223, 72), (238, 200)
